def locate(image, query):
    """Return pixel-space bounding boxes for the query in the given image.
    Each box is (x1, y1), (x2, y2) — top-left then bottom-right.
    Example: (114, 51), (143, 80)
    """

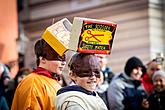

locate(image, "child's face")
(69, 54), (101, 91)
(41, 58), (66, 75)
(74, 73), (100, 92)
(153, 75), (165, 92)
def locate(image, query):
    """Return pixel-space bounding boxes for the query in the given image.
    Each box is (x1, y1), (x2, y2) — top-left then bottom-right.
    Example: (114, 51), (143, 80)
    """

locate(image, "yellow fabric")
(11, 73), (61, 110)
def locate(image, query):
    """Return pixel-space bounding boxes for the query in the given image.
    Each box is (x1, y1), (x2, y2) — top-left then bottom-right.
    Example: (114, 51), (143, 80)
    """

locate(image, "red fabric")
(141, 73), (154, 95)
(32, 67), (58, 80)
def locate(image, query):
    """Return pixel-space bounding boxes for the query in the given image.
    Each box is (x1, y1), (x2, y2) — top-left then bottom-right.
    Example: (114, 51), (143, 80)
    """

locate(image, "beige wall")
(18, 0), (165, 83)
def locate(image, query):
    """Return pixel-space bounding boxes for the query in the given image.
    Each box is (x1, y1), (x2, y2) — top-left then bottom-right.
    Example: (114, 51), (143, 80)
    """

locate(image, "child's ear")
(69, 71), (77, 82)
(39, 56), (46, 64)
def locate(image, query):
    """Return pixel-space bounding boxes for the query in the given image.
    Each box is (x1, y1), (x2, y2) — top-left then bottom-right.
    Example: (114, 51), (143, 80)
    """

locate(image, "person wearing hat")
(95, 54), (114, 92)
(11, 39), (66, 110)
(146, 70), (165, 110)
(54, 53), (108, 110)
(142, 59), (162, 96)
(107, 56), (148, 110)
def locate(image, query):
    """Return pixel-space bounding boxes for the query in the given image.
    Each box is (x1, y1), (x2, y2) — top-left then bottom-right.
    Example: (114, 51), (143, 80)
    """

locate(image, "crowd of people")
(0, 63), (31, 110)
(0, 25), (165, 110)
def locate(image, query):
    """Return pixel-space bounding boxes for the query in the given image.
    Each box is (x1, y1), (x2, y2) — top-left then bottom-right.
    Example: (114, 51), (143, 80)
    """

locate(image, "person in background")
(0, 72), (11, 110)
(142, 59), (162, 96)
(6, 67), (31, 109)
(107, 56), (147, 110)
(146, 70), (165, 110)
(95, 54), (114, 109)
(11, 39), (66, 110)
(0, 63), (11, 108)
(95, 54), (114, 93)
(54, 53), (108, 110)
(0, 63), (9, 110)
(0, 63), (11, 91)
(14, 67), (31, 86)
(0, 72), (11, 93)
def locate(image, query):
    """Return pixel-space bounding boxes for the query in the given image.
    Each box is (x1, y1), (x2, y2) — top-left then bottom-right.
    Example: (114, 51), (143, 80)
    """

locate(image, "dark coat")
(148, 90), (165, 110)
(0, 96), (9, 110)
(0, 85), (9, 110)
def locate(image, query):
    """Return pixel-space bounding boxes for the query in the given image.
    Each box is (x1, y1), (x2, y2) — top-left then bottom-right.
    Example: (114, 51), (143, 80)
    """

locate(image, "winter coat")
(147, 90), (165, 110)
(0, 87), (9, 110)
(55, 85), (108, 110)
(0, 96), (9, 110)
(107, 73), (147, 110)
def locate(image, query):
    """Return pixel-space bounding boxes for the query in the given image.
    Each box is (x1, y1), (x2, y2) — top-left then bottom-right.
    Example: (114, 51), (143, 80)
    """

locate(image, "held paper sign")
(69, 17), (117, 54)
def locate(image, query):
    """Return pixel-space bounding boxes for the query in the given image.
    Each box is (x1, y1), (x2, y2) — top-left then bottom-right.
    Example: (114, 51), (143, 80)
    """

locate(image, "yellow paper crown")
(42, 18), (72, 56)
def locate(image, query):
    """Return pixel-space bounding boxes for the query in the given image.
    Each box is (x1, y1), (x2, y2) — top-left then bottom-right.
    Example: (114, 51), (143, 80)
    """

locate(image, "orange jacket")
(11, 73), (61, 110)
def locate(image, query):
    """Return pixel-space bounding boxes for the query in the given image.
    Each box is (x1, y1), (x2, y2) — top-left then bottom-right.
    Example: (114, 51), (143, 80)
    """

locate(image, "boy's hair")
(34, 39), (65, 66)
(68, 53), (101, 74)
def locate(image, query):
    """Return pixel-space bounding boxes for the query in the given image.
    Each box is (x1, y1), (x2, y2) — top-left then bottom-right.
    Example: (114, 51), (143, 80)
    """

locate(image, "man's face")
(147, 61), (160, 78)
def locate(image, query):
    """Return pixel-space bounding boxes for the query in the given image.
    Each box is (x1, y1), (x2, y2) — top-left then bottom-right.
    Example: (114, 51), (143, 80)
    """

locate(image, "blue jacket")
(107, 73), (147, 110)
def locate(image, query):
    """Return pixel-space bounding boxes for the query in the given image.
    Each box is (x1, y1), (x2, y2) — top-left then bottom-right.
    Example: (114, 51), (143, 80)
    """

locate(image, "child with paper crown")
(54, 53), (108, 110)
(54, 17), (118, 110)
(11, 18), (71, 110)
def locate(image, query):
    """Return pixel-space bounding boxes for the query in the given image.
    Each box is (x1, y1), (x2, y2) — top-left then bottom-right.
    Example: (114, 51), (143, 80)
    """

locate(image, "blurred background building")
(0, 0), (165, 78)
